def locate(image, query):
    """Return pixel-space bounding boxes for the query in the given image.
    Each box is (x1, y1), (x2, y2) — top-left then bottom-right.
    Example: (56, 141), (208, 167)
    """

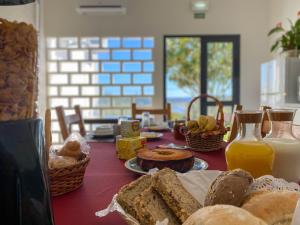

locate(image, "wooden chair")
(55, 105), (86, 140)
(227, 104), (243, 142)
(131, 103), (171, 121)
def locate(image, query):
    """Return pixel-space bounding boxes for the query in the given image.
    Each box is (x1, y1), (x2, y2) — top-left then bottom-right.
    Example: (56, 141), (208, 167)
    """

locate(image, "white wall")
(0, 3), (36, 25)
(43, 0), (270, 110)
(268, 0), (300, 30)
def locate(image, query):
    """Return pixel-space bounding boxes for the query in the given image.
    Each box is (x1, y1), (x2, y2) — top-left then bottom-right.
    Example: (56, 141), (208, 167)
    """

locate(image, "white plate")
(140, 132), (163, 140)
(124, 157), (208, 175)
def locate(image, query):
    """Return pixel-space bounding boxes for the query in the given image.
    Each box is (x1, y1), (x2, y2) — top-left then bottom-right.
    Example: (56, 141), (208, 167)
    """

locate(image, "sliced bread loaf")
(116, 174), (152, 218)
(135, 187), (181, 225)
(153, 168), (202, 223)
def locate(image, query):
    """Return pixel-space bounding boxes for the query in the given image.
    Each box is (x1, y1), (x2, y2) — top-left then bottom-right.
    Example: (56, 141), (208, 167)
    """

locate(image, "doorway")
(164, 35), (240, 121)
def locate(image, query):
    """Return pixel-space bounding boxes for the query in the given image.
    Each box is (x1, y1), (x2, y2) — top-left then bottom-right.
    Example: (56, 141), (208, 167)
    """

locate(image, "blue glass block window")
(135, 97), (152, 107)
(96, 74), (110, 84)
(112, 50), (131, 60)
(92, 50), (110, 60)
(123, 62), (141, 72)
(93, 97), (111, 107)
(133, 50), (152, 60)
(123, 86), (142, 95)
(102, 86), (121, 96)
(123, 38), (142, 48)
(143, 86), (154, 95)
(102, 62), (121, 72)
(81, 37), (100, 48)
(102, 37), (121, 48)
(112, 74), (131, 84)
(143, 37), (154, 48)
(143, 62), (155, 72)
(133, 74), (152, 84)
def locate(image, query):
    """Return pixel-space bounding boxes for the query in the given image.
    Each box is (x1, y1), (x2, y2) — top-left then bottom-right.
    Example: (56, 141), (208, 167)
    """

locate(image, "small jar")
(173, 120), (186, 140)
(225, 111), (275, 178)
(141, 112), (150, 128)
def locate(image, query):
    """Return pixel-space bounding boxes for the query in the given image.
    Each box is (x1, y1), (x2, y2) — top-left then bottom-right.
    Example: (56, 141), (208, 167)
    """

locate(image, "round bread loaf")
(57, 140), (82, 159)
(242, 191), (300, 225)
(204, 169), (254, 206)
(137, 148), (194, 173)
(183, 205), (267, 225)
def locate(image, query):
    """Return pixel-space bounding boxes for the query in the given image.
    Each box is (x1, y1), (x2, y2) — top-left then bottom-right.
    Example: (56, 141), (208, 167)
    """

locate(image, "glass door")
(165, 37), (201, 119)
(164, 35), (240, 122)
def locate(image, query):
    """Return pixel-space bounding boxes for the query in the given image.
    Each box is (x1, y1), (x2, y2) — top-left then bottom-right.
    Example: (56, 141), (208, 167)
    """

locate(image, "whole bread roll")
(57, 140), (82, 159)
(183, 205), (267, 225)
(242, 191), (300, 225)
(204, 169), (253, 206)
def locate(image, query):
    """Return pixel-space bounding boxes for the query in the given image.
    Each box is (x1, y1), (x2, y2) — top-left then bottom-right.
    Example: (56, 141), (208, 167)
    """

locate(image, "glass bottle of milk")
(264, 109), (300, 182)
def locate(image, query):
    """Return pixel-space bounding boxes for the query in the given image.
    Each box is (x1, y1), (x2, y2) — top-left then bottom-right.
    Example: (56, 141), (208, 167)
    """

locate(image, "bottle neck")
(267, 121), (294, 139)
(237, 122), (262, 141)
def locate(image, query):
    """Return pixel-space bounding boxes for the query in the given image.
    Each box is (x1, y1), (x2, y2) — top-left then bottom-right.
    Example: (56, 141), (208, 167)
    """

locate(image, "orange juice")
(225, 141), (275, 178)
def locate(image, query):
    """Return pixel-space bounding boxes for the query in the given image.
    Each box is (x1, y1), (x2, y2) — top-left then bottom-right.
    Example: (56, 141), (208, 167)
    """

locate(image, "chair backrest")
(55, 105), (86, 140)
(131, 103), (171, 121)
(227, 104), (243, 143)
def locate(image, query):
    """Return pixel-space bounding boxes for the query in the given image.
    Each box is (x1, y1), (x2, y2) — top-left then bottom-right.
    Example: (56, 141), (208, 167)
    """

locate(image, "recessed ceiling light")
(191, 0), (209, 12)
(194, 2), (207, 10)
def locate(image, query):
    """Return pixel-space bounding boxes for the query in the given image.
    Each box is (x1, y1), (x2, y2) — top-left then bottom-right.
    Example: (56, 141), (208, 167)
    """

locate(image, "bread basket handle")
(186, 94), (224, 124)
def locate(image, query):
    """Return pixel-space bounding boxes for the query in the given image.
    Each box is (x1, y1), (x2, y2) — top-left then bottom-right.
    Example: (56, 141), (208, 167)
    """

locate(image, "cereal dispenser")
(0, 1), (54, 225)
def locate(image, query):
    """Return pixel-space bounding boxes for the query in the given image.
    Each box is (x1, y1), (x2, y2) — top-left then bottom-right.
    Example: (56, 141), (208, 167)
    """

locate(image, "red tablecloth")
(52, 132), (227, 225)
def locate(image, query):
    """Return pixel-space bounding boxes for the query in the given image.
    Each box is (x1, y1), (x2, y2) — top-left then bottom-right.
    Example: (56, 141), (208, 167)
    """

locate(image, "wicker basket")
(45, 110), (90, 197)
(48, 153), (90, 196)
(182, 94), (226, 152)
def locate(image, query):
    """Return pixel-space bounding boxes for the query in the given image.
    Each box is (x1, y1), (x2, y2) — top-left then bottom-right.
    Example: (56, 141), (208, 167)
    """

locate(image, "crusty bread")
(57, 140), (82, 160)
(153, 168), (202, 223)
(242, 191), (300, 225)
(116, 174), (152, 218)
(204, 169), (253, 207)
(183, 205), (268, 225)
(134, 187), (181, 225)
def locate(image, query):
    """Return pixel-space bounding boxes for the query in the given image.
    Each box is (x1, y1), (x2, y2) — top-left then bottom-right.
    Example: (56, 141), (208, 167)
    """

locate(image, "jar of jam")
(173, 120), (186, 140)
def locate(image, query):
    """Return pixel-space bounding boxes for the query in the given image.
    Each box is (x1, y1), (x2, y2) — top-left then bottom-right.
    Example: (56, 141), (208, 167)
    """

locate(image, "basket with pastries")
(181, 94), (228, 151)
(47, 133), (90, 196)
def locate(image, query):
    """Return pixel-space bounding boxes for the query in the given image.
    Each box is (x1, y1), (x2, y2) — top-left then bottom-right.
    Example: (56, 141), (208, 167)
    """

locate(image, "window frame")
(163, 35), (240, 115)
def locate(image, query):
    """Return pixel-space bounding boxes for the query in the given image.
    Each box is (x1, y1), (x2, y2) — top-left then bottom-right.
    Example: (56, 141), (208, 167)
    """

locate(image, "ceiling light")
(191, 0), (209, 12)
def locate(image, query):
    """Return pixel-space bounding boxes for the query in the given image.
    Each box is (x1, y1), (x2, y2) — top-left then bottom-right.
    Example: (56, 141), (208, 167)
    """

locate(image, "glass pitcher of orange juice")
(225, 111), (275, 178)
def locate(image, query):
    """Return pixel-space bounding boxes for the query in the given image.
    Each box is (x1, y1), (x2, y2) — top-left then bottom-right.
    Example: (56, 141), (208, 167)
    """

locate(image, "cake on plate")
(137, 148), (194, 173)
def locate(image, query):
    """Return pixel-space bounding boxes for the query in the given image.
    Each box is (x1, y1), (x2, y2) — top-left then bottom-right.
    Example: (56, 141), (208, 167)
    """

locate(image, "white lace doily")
(248, 175), (300, 194)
